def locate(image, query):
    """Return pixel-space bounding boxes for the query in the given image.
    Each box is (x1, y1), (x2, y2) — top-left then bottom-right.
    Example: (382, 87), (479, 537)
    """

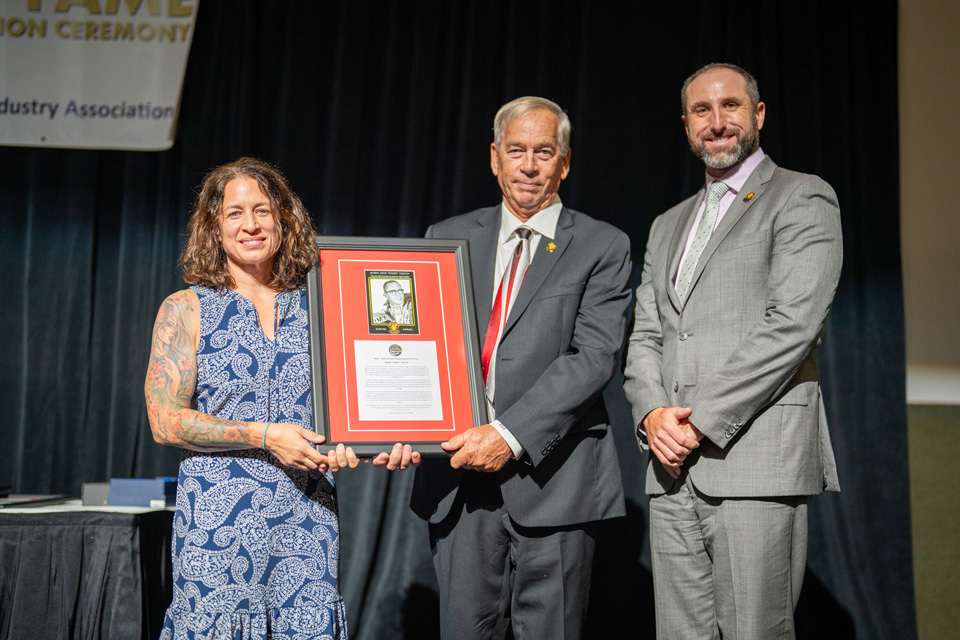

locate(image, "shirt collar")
(705, 147), (765, 194)
(498, 197), (563, 243)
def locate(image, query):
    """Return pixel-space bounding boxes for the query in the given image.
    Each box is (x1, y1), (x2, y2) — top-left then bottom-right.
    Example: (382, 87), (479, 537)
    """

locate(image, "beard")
(690, 116), (760, 171)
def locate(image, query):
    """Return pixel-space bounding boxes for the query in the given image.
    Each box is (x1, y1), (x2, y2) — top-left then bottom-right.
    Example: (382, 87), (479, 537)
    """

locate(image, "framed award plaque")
(306, 236), (486, 455)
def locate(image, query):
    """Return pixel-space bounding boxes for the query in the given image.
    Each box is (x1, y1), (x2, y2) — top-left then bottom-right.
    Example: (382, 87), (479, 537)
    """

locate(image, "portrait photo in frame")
(306, 236), (486, 456)
(366, 270), (419, 335)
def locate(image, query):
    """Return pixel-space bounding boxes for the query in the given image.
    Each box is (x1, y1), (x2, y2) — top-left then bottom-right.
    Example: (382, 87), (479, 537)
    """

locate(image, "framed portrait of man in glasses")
(367, 271), (419, 334)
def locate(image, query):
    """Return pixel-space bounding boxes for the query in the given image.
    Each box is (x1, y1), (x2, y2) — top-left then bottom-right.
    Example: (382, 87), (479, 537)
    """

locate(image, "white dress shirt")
(489, 197), (563, 458)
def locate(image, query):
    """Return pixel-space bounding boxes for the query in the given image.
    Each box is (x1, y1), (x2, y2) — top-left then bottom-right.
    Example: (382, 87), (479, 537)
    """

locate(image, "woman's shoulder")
(158, 288), (202, 327)
(164, 287), (202, 309)
(151, 288), (202, 350)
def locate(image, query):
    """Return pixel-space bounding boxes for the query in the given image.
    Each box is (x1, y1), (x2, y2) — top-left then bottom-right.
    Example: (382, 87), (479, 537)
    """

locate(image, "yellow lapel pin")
(546, 242), (556, 253)
(744, 192), (755, 202)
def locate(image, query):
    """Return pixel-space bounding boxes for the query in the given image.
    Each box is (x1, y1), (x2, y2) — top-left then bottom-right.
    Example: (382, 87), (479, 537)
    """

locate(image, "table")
(0, 502), (173, 640)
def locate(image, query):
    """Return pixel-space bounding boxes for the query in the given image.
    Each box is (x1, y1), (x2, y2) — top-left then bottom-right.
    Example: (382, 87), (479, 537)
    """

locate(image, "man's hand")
(643, 407), (702, 479)
(371, 443), (422, 470)
(325, 443), (361, 472)
(442, 424), (513, 472)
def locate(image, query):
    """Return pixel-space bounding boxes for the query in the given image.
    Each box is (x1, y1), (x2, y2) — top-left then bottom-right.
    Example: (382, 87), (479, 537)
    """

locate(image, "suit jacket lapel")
(501, 206), (572, 337)
(685, 157), (777, 300)
(665, 190), (704, 311)
(469, 206), (500, 336)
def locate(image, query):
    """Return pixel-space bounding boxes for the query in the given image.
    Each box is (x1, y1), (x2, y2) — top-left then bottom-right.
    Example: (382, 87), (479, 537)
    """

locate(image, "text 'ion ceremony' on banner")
(0, 0), (199, 150)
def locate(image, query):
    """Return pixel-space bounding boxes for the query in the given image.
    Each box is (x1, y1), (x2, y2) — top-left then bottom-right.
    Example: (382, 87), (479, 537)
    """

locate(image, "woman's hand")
(371, 443), (421, 470)
(262, 422), (329, 471)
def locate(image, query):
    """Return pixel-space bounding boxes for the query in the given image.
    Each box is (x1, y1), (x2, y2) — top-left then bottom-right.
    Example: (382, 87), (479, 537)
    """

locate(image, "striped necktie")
(676, 180), (728, 304)
(481, 226), (533, 406)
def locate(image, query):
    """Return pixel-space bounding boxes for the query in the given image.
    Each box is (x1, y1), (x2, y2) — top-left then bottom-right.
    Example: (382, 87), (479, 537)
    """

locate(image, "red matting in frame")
(318, 248), (475, 444)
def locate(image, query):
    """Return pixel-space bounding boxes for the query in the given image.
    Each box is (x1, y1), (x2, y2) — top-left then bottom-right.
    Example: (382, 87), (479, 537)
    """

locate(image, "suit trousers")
(428, 474), (600, 640)
(649, 472), (809, 640)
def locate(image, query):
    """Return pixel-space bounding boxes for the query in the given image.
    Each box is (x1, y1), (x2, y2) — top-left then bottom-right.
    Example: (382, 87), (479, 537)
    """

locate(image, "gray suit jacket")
(623, 156), (842, 497)
(411, 205), (632, 527)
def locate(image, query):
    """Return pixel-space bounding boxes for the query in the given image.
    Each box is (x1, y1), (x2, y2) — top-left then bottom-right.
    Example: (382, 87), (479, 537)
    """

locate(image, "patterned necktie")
(481, 227), (533, 405)
(675, 180), (728, 304)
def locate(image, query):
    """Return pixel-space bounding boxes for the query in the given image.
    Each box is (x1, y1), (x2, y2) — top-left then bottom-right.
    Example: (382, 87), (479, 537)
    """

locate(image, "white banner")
(0, 0), (199, 150)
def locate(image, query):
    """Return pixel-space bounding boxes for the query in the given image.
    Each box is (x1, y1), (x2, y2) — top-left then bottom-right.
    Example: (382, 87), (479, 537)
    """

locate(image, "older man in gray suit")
(412, 96), (632, 639)
(623, 63), (843, 639)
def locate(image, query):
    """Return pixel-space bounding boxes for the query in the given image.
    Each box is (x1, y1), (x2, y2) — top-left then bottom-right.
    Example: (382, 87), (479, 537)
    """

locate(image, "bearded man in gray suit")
(411, 96), (632, 639)
(623, 63), (843, 639)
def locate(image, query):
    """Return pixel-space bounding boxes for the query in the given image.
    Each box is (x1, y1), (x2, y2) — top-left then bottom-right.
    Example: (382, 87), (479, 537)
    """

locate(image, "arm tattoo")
(145, 291), (252, 452)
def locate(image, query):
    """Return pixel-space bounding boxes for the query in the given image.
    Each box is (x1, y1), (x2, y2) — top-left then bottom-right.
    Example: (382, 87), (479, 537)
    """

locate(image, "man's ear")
(560, 147), (571, 180)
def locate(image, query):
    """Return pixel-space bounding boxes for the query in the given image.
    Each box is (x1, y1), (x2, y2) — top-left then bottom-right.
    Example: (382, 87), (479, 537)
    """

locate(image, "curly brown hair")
(180, 157), (318, 291)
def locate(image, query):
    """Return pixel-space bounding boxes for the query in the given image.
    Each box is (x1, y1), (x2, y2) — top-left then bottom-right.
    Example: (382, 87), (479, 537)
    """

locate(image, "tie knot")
(515, 227), (532, 241)
(707, 180), (728, 204)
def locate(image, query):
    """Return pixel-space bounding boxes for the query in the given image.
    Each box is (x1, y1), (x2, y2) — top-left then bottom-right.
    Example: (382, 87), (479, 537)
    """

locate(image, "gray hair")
(681, 63), (760, 114)
(493, 96), (571, 156)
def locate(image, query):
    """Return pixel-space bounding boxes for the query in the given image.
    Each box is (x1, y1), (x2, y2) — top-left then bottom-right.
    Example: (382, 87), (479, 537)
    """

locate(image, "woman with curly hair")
(146, 157), (418, 639)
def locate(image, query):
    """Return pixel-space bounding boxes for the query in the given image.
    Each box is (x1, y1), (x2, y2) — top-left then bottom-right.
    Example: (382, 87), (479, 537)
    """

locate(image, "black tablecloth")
(0, 509), (173, 640)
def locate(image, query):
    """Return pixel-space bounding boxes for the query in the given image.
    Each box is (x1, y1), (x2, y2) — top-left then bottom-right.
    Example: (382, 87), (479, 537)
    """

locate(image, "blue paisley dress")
(160, 286), (347, 640)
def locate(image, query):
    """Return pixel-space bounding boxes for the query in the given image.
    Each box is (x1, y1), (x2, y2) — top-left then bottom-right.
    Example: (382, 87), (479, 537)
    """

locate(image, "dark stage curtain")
(0, 1), (913, 638)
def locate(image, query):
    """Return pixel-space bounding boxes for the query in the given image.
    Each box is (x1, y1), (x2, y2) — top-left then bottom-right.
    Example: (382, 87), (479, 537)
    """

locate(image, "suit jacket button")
(678, 332), (688, 341)
(673, 382), (679, 392)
